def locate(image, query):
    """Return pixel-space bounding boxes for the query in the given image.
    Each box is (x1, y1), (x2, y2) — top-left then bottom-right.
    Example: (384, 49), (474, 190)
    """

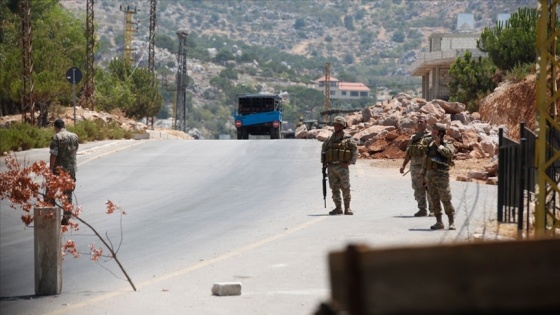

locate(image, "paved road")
(0, 138), (498, 315)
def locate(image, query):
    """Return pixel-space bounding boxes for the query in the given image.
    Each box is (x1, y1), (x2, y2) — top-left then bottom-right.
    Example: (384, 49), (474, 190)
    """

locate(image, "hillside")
(55, 0), (536, 138)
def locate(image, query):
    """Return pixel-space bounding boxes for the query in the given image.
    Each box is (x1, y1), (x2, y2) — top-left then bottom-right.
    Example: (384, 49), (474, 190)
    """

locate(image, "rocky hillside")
(58, 0), (535, 93)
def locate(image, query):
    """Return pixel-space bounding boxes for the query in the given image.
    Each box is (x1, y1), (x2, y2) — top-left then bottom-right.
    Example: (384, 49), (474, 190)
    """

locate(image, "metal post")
(497, 128), (504, 222)
(73, 76), (77, 126)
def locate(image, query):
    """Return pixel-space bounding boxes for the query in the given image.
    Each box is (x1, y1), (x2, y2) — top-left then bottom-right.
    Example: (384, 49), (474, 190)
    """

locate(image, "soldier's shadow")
(409, 228), (437, 232)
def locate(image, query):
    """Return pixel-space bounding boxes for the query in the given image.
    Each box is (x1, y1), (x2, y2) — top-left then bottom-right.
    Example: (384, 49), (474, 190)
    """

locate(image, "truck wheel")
(270, 127), (280, 139)
(237, 128), (248, 140)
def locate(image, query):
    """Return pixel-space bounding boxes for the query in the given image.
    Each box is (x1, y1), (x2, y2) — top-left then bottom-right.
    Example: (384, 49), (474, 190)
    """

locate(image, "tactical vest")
(324, 137), (353, 163)
(408, 133), (429, 157)
(425, 142), (452, 171)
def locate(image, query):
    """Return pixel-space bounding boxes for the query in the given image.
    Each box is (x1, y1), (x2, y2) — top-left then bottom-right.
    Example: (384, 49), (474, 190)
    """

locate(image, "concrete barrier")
(132, 133), (150, 140)
(328, 239), (560, 314)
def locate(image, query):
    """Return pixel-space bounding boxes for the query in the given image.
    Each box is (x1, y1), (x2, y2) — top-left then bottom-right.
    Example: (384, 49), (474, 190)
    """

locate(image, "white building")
(314, 76), (370, 100)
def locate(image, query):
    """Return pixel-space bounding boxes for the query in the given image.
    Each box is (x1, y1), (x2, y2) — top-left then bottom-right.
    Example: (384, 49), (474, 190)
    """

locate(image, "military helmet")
(333, 116), (347, 128)
(433, 123), (447, 131)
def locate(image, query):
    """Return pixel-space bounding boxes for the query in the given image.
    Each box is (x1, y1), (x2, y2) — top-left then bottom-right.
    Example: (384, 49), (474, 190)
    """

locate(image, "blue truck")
(234, 93), (283, 139)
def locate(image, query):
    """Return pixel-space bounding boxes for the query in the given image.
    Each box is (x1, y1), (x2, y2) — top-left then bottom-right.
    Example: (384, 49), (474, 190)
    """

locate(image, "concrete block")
(132, 133), (150, 140)
(211, 282), (242, 296)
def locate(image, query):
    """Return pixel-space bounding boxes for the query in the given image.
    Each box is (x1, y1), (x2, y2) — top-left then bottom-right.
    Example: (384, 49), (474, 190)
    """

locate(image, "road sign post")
(66, 67), (83, 125)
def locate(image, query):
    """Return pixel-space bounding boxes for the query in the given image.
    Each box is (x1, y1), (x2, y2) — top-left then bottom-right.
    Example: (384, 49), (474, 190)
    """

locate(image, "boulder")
(352, 125), (393, 142)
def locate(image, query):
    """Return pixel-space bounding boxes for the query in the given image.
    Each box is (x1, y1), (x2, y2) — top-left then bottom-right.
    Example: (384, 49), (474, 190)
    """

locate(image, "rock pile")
(296, 93), (504, 182)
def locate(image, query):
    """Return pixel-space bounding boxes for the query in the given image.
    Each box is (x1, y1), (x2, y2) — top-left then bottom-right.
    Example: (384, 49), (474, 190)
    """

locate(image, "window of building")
(350, 91), (359, 97)
(341, 91), (347, 96)
(360, 92), (368, 97)
(330, 91), (336, 96)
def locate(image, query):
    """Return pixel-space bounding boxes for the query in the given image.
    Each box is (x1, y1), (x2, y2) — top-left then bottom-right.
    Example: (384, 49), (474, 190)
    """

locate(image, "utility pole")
(147, 0), (157, 128)
(323, 63), (331, 122)
(148, 0), (156, 74)
(84, 0), (95, 111)
(535, 0), (560, 236)
(120, 5), (138, 65)
(19, 0), (34, 125)
(175, 31), (188, 132)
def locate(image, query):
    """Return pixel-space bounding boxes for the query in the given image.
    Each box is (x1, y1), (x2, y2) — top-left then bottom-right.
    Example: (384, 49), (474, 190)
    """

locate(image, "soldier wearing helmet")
(421, 123), (456, 230)
(321, 116), (358, 215)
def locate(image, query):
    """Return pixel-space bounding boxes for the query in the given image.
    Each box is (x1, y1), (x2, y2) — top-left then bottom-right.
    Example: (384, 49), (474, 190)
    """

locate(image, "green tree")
(391, 29), (406, 43)
(95, 58), (162, 119)
(294, 18), (305, 30)
(344, 15), (355, 31)
(448, 51), (497, 112)
(155, 34), (176, 52)
(284, 86), (324, 120)
(214, 48), (235, 64)
(0, 1), (85, 121)
(477, 7), (538, 71)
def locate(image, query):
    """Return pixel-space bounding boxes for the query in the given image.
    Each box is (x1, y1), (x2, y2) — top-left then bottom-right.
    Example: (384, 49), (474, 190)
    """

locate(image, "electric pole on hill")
(175, 31), (189, 132)
(19, 0), (34, 125)
(324, 63), (331, 123)
(148, 0), (156, 74)
(120, 5), (138, 65)
(83, 0), (95, 111)
(535, 0), (560, 236)
(147, 0), (157, 128)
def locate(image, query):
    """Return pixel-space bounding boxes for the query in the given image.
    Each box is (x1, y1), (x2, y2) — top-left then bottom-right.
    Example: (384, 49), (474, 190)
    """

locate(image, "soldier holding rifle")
(321, 116), (358, 215)
(400, 116), (433, 217)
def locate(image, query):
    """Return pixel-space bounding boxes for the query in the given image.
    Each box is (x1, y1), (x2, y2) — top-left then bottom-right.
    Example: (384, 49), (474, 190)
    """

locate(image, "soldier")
(321, 116), (358, 215)
(400, 116), (433, 217)
(49, 119), (79, 224)
(421, 123), (456, 230)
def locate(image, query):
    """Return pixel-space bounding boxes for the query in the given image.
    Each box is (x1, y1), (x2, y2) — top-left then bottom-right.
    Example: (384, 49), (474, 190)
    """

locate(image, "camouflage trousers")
(327, 163), (351, 208)
(410, 163), (432, 212)
(425, 169), (455, 216)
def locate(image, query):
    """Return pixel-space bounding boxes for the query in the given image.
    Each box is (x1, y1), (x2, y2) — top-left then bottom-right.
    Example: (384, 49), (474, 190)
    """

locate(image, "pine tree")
(477, 7), (538, 71)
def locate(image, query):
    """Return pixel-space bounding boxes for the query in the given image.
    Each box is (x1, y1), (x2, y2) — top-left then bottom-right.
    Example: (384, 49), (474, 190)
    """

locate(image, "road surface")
(0, 138), (498, 314)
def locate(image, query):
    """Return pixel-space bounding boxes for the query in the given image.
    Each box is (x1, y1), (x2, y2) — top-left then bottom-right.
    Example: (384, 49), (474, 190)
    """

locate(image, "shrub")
(0, 119), (132, 155)
(504, 62), (535, 82)
(0, 123), (52, 153)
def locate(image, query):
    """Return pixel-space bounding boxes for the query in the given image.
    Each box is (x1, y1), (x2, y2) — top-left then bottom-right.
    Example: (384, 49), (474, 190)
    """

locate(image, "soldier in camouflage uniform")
(421, 123), (456, 230)
(400, 116), (433, 217)
(321, 116), (358, 215)
(49, 119), (79, 224)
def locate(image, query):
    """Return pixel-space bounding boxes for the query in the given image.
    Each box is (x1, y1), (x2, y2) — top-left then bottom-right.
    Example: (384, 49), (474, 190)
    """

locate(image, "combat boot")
(413, 209), (428, 217)
(448, 215), (456, 230)
(344, 200), (353, 215)
(329, 202), (342, 215)
(430, 214), (444, 230)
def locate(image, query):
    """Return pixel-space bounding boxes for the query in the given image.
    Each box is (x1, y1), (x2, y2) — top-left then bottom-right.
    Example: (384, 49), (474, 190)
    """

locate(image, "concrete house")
(410, 14), (488, 101)
(314, 76), (371, 100)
